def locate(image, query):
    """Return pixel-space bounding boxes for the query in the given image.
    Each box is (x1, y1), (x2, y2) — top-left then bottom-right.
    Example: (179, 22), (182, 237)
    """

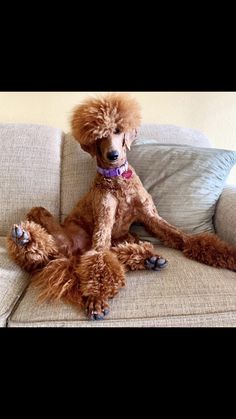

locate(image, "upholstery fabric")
(0, 237), (30, 327)
(60, 133), (97, 221)
(137, 123), (212, 147)
(8, 245), (236, 327)
(214, 185), (236, 245)
(0, 124), (63, 236)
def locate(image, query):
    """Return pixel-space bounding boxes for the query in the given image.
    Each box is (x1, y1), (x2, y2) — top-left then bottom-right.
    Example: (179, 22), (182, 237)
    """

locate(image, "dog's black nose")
(107, 150), (119, 161)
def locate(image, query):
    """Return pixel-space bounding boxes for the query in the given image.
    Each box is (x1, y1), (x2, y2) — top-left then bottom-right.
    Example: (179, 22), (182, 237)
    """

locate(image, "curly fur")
(111, 241), (157, 271)
(77, 250), (125, 296)
(183, 233), (236, 269)
(7, 220), (59, 272)
(7, 93), (236, 319)
(71, 93), (142, 146)
(32, 256), (81, 304)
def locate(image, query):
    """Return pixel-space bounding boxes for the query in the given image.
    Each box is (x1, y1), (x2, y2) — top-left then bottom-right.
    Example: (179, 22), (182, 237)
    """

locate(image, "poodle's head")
(70, 93), (141, 168)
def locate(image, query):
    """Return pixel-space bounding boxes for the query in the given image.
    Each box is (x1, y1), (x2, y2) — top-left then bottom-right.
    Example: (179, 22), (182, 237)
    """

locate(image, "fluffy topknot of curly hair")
(71, 93), (142, 145)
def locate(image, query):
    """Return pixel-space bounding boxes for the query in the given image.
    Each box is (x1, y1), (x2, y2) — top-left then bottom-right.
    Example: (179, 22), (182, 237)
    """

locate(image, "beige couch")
(1, 123), (236, 327)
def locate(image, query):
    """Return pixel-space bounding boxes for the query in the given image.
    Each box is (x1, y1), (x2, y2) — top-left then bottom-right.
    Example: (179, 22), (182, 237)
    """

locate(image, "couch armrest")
(214, 185), (236, 245)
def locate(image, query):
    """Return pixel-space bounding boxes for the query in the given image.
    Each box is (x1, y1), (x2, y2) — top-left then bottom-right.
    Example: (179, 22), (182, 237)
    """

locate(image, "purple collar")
(97, 161), (129, 178)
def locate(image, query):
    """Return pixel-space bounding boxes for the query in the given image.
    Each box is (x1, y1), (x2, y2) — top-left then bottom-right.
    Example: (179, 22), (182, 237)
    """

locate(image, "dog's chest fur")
(95, 166), (149, 238)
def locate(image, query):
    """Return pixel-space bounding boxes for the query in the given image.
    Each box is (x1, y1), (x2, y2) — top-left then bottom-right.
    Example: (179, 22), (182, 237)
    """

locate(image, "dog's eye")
(114, 128), (120, 134)
(96, 142), (102, 154)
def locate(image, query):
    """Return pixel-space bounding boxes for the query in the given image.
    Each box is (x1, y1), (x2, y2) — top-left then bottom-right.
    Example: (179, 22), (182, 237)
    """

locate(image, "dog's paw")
(85, 297), (110, 321)
(11, 224), (31, 246)
(88, 309), (110, 321)
(145, 256), (168, 271)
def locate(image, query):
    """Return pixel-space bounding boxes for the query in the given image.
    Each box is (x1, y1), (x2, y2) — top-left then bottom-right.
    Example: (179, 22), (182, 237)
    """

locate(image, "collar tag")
(122, 169), (133, 179)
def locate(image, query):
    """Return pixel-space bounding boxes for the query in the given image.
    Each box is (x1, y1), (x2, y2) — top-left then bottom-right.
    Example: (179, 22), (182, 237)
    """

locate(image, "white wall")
(0, 92), (236, 150)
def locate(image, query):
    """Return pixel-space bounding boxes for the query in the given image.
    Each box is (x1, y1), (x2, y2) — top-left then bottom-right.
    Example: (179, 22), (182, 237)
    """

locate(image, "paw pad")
(145, 256), (168, 271)
(11, 224), (30, 246)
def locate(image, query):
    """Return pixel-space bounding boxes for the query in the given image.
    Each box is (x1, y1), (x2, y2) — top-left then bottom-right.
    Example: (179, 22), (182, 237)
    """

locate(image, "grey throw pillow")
(128, 142), (236, 243)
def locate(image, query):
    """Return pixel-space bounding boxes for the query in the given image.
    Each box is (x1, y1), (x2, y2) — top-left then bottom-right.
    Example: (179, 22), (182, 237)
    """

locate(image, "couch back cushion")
(61, 133), (97, 221)
(60, 124), (213, 223)
(0, 124), (63, 236)
(138, 124), (212, 147)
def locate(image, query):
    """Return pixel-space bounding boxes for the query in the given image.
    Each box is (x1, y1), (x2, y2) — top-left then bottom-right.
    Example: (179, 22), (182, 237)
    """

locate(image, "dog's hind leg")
(7, 220), (59, 273)
(111, 232), (140, 246)
(139, 206), (188, 251)
(111, 241), (168, 272)
(7, 206), (76, 273)
(139, 205), (236, 271)
(183, 232), (236, 271)
(27, 206), (74, 257)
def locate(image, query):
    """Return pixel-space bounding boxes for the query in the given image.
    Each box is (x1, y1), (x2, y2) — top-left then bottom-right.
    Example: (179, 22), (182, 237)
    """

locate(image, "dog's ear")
(80, 143), (96, 158)
(124, 129), (138, 151)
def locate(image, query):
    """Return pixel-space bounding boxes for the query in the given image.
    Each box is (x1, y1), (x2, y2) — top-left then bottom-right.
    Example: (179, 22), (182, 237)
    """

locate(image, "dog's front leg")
(92, 193), (118, 251)
(78, 193), (126, 320)
(139, 196), (188, 250)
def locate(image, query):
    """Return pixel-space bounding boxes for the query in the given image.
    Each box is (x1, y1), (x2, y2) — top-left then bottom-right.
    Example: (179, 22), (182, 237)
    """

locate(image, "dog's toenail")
(157, 258), (167, 266)
(13, 225), (23, 238)
(23, 231), (29, 240)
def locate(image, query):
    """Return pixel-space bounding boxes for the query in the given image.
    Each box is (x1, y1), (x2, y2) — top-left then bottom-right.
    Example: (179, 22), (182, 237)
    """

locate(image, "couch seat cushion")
(0, 237), (30, 327)
(8, 246), (236, 327)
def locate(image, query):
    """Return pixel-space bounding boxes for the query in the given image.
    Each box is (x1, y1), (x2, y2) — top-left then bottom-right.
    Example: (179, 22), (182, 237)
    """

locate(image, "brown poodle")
(7, 93), (236, 320)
